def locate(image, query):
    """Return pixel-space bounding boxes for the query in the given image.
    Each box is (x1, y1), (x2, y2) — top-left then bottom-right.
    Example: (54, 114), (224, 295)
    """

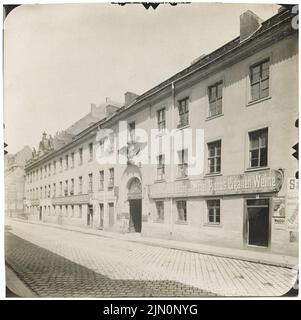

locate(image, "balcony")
(52, 193), (90, 205)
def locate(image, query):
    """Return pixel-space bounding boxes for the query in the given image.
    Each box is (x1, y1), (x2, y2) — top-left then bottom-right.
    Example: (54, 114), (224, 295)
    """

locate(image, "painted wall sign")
(149, 170), (283, 198)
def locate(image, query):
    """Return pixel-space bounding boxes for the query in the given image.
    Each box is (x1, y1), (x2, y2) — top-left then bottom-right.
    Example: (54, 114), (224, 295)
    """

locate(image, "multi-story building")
(5, 145), (32, 218)
(24, 7), (298, 257)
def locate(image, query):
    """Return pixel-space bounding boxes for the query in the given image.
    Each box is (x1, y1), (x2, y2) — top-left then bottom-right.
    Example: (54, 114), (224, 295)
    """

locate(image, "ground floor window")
(78, 204), (82, 218)
(176, 200), (187, 222)
(155, 201), (164, 222)
(207, 199), (220, 224)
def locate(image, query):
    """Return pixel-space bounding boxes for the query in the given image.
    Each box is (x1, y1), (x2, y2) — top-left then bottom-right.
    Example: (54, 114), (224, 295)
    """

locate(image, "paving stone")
(5, 220), (298, 297)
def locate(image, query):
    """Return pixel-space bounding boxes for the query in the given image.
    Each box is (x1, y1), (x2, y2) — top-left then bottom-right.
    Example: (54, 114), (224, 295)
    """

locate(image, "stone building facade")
(24, 8), (298, 257)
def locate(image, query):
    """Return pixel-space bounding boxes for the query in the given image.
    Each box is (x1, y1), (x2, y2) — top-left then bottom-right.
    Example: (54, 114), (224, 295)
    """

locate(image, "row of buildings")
(9, 7), (299, 257)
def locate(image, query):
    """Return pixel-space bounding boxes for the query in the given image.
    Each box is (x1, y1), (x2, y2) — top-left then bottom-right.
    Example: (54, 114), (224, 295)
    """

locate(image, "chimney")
(124, 92), (139, 107)
(91, 103), (97, 117)
(240, 10), (262, 42)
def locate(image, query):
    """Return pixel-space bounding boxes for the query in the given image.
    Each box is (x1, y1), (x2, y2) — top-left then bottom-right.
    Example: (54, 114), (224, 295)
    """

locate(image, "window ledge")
(245, 166), (270, 173)
(204, 223), (222, 228)
(206, 113), (224, 121)
(247, 96), (271, 107)
(175, 176), (189, 181)
(205, 172), (222, 177)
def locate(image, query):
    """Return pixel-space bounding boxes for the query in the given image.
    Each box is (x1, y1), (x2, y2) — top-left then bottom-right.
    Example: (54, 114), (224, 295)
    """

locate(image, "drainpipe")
(169, 81), (175, 239)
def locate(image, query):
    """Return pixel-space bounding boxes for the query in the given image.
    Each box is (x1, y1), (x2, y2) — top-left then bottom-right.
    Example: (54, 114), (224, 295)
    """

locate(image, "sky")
(3, 2), (280, 154)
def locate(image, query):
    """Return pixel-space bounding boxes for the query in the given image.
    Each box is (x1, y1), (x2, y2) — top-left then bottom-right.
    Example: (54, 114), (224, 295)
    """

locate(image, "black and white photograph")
(2, 1), (299, 299)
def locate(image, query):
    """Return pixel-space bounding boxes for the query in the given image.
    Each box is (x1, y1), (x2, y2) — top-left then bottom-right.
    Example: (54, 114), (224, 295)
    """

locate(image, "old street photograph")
(3, 3), (298, 298)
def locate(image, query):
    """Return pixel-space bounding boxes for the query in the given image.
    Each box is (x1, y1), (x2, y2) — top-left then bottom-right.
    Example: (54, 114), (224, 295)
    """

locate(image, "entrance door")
(99, 203), (104, 228)
(247, 199), (269, 247)
(87, 205), (93, 227)
(39, 206), (42, 221)
(108, 203), (114, 227)
(129, 199), (142, 233)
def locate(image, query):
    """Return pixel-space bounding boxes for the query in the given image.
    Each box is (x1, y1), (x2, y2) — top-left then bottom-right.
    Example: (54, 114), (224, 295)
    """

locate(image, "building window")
(53, 183), (56, 197)
(155, 201), (164, 222)
(71, 205), (74, 217)
(207, 140), (221, 174)
(176, 200), (187, 222)
(40, 187), (42, 199)
(99, 170), (104, 191)
(44, 186), (47, 198)
(88, 173), (93, 193)
(128, 121), (135, 142)
(108, 168), (114, 189)
(64, 180), (68, 196)
(207, 199), (220, 224)
(249, 128), (268, 168)
(65, 155), (69, 170)
(178, 97), (189, 128)
(70, 178), (74, 195)
(177, 149), (188, 177)
(250, 59), (270, 102)
(48, 163), (51, 176)
(44, 165), (47, 178)
(59, 181), (62, 196)
(78, 205), (82, 218)
(48, 185), (51, 198)
(40, 168), (42, 180)
(79, 148), (83, 165)
(53, 161), (56, 175)
(65, 205), (68, 217)
(78, 176), (83, 194)
(60, 158), (63, 172)
(157, 154), (165, 180)
(89, 143), (93, 161)
(71, 152), (74, 168)
(157, 108), (166, 131)
(208, 81), (223, 117)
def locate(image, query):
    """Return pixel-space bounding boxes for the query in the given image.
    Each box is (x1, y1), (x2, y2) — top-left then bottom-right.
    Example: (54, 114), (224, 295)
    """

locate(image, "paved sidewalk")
(5, 219), (298, 297)
(10, 218), (298, 268)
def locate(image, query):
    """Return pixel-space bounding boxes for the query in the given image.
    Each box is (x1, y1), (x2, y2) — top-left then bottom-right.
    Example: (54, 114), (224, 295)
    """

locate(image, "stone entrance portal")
(128, 177), (142, 233)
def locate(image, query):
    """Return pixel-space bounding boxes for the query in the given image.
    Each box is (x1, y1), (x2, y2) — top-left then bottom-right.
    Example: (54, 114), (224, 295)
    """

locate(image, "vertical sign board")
(286, 178), (299, 243)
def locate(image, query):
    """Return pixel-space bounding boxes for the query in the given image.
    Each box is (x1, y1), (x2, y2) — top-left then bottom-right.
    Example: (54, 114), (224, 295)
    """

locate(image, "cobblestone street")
(5, 220), (297, 297)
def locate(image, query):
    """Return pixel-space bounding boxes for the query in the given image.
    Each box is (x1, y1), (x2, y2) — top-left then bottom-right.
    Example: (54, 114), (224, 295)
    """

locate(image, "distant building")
(5, 146), (32, 218)
(24, 8), (298, 258)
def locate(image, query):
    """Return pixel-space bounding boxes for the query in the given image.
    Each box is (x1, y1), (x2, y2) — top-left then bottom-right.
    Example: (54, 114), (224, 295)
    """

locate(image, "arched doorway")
(128, 177), (142, 233)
